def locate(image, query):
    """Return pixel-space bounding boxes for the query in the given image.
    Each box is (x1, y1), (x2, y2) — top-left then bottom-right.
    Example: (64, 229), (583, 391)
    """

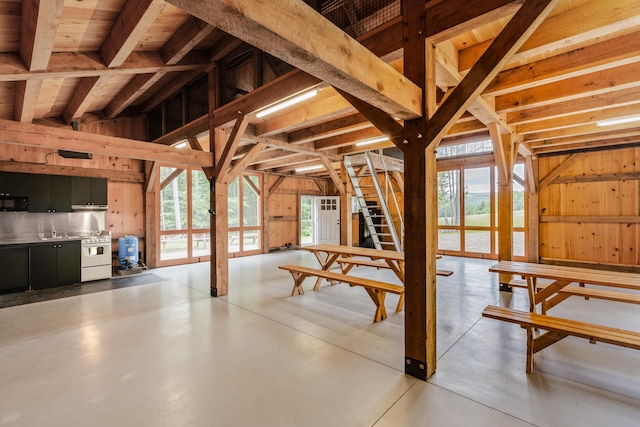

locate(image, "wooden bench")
(336, 256), (453, 277)
(506, 278), (640, 312)
(279, 264), (404, 322)
(482, 305), (640, 373)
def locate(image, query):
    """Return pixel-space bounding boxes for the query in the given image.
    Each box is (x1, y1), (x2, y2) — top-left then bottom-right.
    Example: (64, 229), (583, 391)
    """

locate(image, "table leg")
(312, 252), (340, 291)
(364, 288), (388, 322)
(290, 272), (308, 296)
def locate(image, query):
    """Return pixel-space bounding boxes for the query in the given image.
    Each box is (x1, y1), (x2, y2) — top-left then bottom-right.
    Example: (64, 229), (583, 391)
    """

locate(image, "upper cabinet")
(0, 172), (108, 212)
(71, 177), (108, 206)
(28, 175), (72, 213)
(0, 172), (30, 197)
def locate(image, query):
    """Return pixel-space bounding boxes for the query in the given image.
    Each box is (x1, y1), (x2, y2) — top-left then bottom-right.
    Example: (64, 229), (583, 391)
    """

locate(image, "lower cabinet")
(30, 241), (81, 290)
(0, 245), (29, 293)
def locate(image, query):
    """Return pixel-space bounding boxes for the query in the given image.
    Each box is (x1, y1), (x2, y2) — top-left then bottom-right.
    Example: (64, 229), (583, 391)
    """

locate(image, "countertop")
(0, 236), (86, 246)
(0, 230), (112, 246)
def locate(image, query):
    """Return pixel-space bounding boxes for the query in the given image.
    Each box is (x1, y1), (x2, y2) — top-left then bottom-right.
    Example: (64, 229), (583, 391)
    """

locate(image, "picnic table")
(483, 261), (640, 373)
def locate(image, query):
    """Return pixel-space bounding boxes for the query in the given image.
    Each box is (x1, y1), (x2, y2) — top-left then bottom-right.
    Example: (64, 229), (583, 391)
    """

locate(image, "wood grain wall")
(538, 147), (640, 269)
(266, 174), (325, 249)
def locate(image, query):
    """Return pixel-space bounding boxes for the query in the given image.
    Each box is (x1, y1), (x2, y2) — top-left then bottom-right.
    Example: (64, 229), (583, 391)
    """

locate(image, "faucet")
(52, 227), (57, 238)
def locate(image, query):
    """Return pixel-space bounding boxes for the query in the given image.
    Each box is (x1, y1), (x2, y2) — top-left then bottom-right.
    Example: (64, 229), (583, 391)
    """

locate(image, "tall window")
(228, 174), (262, 256)
(437, 161), (527, 260)
(158, 166), (211, 265)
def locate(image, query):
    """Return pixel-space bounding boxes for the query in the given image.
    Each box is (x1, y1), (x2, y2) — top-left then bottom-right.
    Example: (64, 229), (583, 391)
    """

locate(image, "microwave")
(0, 195), (29, 212)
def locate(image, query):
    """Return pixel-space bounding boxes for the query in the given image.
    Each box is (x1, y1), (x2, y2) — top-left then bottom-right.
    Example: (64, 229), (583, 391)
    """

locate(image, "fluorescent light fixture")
(295, 164), (323, 173)
(356, 136), (389, 146)
(596, 114), (640, 127)
(256, 89), (320, 118)
(173, 141), (188, 149)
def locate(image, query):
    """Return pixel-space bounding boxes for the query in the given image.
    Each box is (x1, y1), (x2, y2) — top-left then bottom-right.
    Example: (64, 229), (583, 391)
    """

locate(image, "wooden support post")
(209, 69), (229, 297)
(491, 124), (515, 291)
(262, 175), (270, 252)
(340, 162), (353, 246)
(402, 0), (435, 381)
(144, 161), (158, 268)
(526, 156), (540, 262)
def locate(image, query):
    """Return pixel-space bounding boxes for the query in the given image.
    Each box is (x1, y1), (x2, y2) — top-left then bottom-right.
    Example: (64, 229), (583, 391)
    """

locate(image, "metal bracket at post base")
(499, 282), (513, 292)
(405, 356), (427, 381)
(211, 288), (218, 297)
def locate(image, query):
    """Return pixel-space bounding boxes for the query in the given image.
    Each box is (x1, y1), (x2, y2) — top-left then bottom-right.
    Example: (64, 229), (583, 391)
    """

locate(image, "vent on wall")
(59, 120), (93, 159)
(58, 150), (92, 160)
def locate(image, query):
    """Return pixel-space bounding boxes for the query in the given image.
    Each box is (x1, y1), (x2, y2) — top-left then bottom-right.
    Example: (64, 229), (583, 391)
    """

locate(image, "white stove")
(80, 234), (112, 282)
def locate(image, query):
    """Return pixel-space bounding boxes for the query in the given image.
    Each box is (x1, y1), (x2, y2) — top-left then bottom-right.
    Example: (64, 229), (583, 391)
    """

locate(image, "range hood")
(71, 204), (108, 211)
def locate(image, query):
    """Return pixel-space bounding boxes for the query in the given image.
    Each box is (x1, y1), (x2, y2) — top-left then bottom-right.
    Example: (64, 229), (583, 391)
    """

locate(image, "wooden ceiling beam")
(253, 153), (318, 171)
(152, 115), (209, 146)
(62, 76), (111, 124)
(19, 0), (65, 71)
(533, 135), (640, 155)
(485, 31), (640, 97)
(213, 70), (321, 128)
(161, 17), (215, 65)
(496, 62), (640, 114)
(516, 103), (640, 136)
(104, 73), (166, 119)
(14, 80), (42, 123)
(425, 0), (560, 147)
(165, 0), (422, 119)
(425, 0), (524, 44)
(140, 69), (204, 113)
(0, 119), (213, 167)
(101, 0), (167, 68)
(106, 18), (213, 120)
(287, 113), (370, 144)
(507, 86), (640, 126)
(254, 92), (355, 137)
(227, 142), (268, 183)
(215, 115), (251, 182)
(319, 156), (345, 195)
(0, 51), (207, 82)
(245, 127), (341, 160)
(433, 42), (513, 136)
(335, 87), (405, 148)
(523, 122), (640, 144)
(16, 0), (64, 123)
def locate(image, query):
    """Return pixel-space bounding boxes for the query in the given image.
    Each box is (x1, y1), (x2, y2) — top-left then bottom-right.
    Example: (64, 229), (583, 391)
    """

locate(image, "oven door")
(81, 242), (111, 267)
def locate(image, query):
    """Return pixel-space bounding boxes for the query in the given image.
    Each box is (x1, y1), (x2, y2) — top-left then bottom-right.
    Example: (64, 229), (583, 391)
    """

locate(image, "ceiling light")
(173, 141), (188, 149)
(256, 89), (320, 118)
(295, 164), (323, 172)
(356, 136), (389, 146)
(596, 115), (640, 127)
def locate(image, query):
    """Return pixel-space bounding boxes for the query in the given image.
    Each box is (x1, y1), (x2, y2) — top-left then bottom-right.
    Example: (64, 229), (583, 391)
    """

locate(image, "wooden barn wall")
(538, 147), (640, 270)
(266, 174), (326, 249)
(0, 116), (146, 254)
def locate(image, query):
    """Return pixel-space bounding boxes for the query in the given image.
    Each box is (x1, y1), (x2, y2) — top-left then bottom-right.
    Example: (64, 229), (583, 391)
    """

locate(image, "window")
(158, 166), (211, 265)
(228, 174), (262, 256)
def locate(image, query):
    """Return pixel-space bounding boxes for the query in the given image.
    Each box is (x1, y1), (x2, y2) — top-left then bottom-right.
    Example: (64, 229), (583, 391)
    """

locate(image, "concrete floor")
(1, 251), (639, 426)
